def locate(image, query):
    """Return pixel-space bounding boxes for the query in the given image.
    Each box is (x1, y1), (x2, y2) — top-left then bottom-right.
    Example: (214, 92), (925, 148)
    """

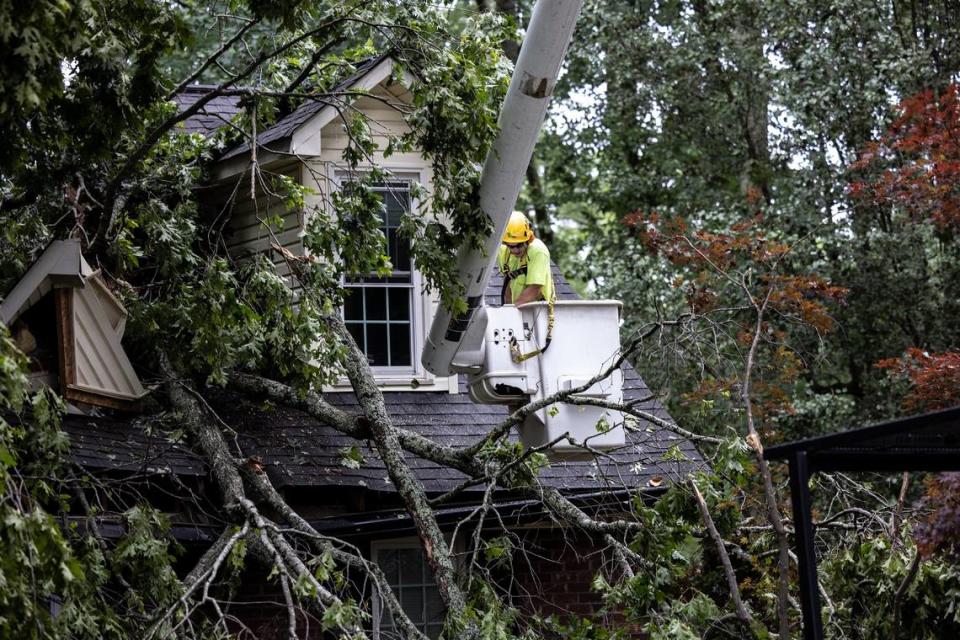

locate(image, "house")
(5, 57), (703, 638)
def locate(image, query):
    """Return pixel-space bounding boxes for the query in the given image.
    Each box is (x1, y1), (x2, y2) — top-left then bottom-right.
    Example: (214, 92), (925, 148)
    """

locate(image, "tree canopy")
(2, 0), (960, 639)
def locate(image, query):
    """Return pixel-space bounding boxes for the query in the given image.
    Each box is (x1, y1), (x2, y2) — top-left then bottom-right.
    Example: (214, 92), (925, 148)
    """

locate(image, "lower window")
(371, 542), (445, 639)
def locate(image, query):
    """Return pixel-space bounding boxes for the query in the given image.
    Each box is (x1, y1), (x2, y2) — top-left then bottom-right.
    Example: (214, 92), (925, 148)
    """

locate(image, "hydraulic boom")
(421, 0), (584, 376)
(420, 0), (626, 452)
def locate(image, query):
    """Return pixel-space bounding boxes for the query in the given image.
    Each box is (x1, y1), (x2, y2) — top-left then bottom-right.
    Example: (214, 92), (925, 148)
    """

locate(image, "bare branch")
(893, 552), (922, 637)
(690, 477), (752, 625)
(165, 17), (261, 100)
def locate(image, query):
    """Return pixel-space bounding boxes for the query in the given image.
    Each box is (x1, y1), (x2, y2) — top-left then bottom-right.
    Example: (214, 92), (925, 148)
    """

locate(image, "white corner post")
(422, 0), (584, 376)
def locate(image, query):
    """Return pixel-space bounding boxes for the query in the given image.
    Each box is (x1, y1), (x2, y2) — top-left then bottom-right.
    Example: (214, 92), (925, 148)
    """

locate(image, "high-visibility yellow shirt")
(497, 238), (555, 303)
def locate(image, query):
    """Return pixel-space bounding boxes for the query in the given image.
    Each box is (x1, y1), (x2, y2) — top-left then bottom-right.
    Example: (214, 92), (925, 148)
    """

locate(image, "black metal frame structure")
(763, 405), (960, 640)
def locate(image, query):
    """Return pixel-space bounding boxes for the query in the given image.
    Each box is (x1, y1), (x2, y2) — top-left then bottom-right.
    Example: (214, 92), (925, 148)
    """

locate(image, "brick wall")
(507, 527), (646, 637)
(227, 572), (328, 639)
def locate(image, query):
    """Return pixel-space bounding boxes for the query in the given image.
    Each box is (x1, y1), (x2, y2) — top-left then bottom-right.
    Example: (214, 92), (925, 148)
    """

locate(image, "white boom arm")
(422, 0), (584, 376)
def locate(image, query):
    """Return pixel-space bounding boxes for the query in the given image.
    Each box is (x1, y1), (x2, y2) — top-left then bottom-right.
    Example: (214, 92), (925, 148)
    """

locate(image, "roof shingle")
(173, 85), (244, 137)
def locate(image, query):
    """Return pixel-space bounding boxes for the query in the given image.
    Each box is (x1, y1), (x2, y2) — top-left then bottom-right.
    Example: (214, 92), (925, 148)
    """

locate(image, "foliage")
(531, 0), (960, 637)
(913, 473), (960, 561)
(0, 0), (513, 637)
(850, 84), (960, 230)
(820, 535), (960, 638)
(546, 0), (960, 431)
(2, 0), (960, 638)
(876, 348), (960, 412)
(856, 84), (960, 571)
(0, 326), (188, 639)
(621, 208), (846, 437)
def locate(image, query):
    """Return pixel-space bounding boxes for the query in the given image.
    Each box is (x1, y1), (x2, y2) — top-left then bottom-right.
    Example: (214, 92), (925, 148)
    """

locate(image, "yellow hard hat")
(502, 211), (534, 245)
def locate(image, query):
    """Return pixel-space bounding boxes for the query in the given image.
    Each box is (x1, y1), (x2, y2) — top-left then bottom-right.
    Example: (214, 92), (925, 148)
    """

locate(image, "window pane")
(398, 549), (424, 584)
(365, 288), (387, 320)
(374, 544), (447, 640)
(366, 325), (388, 366)
(389, 324), (411, 367)
(381, 549), (399, 585)
(343, 290), (363, 321)
(391, 229), (411, 273)
(346, 322), (365, 353)
(383, 189), (409, 227)
(380, 607), (395, 630)
(390, 231), (410, 271)
(425, 587), (444, 622)
(400, 587), (425, 624)
(388, 289), (410, 322)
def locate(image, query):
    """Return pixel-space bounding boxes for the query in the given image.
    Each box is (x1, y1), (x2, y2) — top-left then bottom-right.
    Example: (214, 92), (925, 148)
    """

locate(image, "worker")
(498, 211), (555, 306)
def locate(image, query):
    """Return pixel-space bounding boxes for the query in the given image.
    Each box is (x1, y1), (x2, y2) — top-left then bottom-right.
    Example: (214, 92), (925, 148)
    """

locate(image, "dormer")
(0, 240), (148, 410)
(193, 57), (450, 391)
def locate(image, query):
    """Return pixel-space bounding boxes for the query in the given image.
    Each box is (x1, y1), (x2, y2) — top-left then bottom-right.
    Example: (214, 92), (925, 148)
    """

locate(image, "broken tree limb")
(240, 462), (428, 640)
(690, 477), (752, 626)
(328, 314), (476, 638)
(162, 352), (369, 638)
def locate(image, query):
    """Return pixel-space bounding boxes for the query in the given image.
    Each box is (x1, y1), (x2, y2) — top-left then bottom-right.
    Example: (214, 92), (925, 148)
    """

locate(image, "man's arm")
(515, 242), (550, 305)
(513, 284), (542, 305)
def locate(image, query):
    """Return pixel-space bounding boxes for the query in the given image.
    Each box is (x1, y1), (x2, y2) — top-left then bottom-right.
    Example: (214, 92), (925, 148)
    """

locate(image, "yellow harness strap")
(509, 295), (555, 363)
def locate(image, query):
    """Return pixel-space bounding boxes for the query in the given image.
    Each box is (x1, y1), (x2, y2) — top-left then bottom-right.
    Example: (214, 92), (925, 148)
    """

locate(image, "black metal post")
(789, 451), (824, 640)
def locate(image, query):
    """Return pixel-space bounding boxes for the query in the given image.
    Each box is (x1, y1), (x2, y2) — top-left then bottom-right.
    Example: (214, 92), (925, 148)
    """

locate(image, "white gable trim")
(0, 240), (88, 326)
(212, 57), (415, 181)
(290, 57), (400, 156)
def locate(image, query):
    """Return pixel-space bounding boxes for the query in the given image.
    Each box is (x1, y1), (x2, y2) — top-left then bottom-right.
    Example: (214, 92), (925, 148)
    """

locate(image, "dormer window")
(340, 176), (427, 381)
(344, 181), (414, 369)
(0, 240), (148, 410)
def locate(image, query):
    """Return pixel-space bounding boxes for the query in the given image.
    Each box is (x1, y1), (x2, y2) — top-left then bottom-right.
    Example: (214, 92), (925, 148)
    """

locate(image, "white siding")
(72, 284), (146, 401)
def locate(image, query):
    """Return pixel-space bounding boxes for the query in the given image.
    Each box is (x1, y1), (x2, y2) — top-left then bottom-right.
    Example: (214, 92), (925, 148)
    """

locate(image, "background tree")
(1, 2), (706, 639)
(4, 0), (960, 638)
(528, 0), (960, 636)
(545, 0), (960, 435)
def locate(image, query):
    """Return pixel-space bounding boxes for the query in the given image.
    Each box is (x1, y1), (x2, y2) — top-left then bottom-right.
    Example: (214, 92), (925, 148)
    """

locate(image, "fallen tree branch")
(690, 478), (752, 625)
(893, 552), (922, 637)
(162, 352), (369, 638)
(146, 523), (248, 640)
(891, 472), (910, 551)
(327, 314), (475, 637)
(240, 462), (427, 640)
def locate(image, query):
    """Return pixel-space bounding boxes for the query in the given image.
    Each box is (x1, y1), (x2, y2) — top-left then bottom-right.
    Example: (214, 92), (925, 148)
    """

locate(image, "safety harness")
(500, 264), (556, 363)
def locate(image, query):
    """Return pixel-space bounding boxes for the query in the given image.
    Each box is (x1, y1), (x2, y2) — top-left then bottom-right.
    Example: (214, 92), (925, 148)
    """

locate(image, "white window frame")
(330, 167), (444, 389)
(370, 537), (453, 639)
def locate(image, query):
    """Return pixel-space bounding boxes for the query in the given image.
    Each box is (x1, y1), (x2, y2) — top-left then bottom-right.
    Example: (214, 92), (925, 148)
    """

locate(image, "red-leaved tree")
(859, 85), (960, 560)
(850, 83), (960, 229)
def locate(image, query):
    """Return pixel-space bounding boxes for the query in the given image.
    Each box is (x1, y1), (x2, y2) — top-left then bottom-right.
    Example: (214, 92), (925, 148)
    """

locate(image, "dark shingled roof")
(191, 362), (696, 494)
(172, 56), (390, 155)
(65, 267), (703, 494)
(64, 413), (205, 477)
(173, 86), (244, 137)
